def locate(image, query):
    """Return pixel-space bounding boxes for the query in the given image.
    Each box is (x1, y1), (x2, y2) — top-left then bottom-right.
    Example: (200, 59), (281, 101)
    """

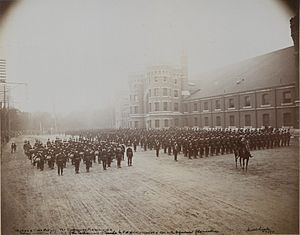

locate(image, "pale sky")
(0, 0), (294, 114)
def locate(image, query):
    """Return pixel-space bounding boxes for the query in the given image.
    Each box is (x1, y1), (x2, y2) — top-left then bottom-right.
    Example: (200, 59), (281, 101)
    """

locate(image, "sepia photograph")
(0, 0), (299, 234)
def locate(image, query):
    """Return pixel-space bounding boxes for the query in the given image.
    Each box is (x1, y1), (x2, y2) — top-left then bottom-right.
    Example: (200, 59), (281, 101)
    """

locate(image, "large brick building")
(126, 46), (299, 130)
(182, 46), (299, 129)
(125, 16), (299, 130)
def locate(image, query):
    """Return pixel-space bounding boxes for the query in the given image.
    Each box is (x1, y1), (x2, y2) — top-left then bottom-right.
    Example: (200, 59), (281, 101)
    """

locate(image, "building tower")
(144, 64), (184, 129)
(128, 73), (145, 128)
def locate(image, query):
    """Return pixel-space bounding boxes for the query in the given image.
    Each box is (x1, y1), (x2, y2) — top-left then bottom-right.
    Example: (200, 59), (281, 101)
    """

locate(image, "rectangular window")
(216, 116), (221, 126)
(283, 112), (292, 126)
(163, 88), (168, 96)
(229, 115), (235, 126)
(174, 118), (179, 126)
(283, 91), (292, 103)
(229, 98), (234, 108)
(134, 106), (138, 114)
(163, 102), (168, 111)
(194, 117), (198, 126)
(194, 103), (198, 111)
(174, 103), (179, 111)
(245, 114), (251, 126)
(174, 79), (177, 84)
(184, 118), (188, 126)
(204, 117), (209, 126)
(134, 95), (138, 101)
(262, 113), (270, 126)
(134, 121), (138, 128)
(204, 102), (208, 110)
(215, 100), (220, 109)
(164, 119), (169, 127)
(155, 102), (159, 111)
(155, 120), (160, 128)
(174, 90), (179, 97)
(163, 77), (167, 82)
(155, 77), (158, 82)
(262, 94), (269, 105)
(244, 96), (251, 107)
(184, 103), (188, 112)
(149, 103), (152, 112)
(154, 88), (159, 96)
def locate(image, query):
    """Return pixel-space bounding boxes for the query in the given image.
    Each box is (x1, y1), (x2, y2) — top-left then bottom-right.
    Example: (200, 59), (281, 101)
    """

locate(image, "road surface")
(1, 135), (299, 235)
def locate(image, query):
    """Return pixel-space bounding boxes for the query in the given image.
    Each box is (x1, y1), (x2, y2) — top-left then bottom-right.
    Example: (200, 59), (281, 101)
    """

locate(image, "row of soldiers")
(23, 138), (134, 175)
(67, 127), (291, 161)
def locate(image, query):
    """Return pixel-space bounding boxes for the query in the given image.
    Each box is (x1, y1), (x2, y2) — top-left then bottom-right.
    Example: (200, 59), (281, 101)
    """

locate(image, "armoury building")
(123, 16), (299, 130)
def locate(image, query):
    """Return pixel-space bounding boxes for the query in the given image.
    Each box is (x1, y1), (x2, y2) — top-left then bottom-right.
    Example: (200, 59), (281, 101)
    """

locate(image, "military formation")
(67, 127), (291, 161)
(22, 127), (291, 175)
(23, 137), (134, 176)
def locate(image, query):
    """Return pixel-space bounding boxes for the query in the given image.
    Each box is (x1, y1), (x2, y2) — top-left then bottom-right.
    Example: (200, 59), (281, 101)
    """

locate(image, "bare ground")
(1, 135), (299, 235)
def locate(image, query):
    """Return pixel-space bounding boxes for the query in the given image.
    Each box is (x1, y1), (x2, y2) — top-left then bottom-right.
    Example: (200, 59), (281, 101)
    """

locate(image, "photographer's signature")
(246, 226), (275, 234)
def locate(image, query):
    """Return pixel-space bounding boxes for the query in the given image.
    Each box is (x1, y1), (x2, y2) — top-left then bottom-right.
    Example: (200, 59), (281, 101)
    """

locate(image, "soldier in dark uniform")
(56, 151), (64, 176)
(107, 148), (112, 168)
(101, 148), (107, 170)
(84, 151), (92, 172)
(155, 141), (160, 157)
(126, 146), (133, 166)
(116, 148), (123, 168)
(204, 139), (209, 157)
(74, 151), (81, 174)
(133, 140), (137, 152)
(167, 141), (172, 156)
(173, 143), (179, 161)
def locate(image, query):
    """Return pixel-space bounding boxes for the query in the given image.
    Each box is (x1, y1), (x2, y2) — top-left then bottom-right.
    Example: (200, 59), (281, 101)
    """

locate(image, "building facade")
(182, 84), (298, 129)
(127, 61), (189, 129)
(124, 45), (299, 130)
(123, 16), (299, 130)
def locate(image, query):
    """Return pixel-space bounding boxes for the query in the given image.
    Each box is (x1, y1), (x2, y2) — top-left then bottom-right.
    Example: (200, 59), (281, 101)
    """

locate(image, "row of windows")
(130, 95), (138, 102)
(185, 91), (292, 112)
(148, 88), (179, 97)
(147, 77), (178, 84)
(148, 119), (179, 128)
(184, 113), (292, 127)
(136, 112), (293, 128)
(148, 102), (179, 112)
(130, 106), (139, 114)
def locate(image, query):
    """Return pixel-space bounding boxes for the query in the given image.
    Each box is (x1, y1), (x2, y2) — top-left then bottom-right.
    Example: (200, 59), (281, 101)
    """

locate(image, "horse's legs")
(239, 157), (242, 167)
(246, 158), (249, 172)
(235, 155), (237, 168)
(242, 158), (245, 170)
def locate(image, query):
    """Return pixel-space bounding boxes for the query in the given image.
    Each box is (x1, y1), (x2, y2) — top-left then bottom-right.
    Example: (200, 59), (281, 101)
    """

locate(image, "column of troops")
(22, 127), (291, 175)
(23, 138), (134, 176)
(67, 127), (291, 161)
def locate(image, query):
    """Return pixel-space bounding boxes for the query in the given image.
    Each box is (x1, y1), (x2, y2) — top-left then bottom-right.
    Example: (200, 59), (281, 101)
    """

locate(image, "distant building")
(128, 55), (189, 129)
(123, 16), (299, 130)
(182, 46), (299, 129)
(115, 91), (130, 128)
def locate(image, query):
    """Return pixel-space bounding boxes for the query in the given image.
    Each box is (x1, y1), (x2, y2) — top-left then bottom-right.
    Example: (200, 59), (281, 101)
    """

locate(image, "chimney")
(290, 15), (299, 55)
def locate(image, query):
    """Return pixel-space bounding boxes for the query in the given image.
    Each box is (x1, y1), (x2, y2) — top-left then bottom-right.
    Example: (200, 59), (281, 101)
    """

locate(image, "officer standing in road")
(155, 141), (160, 157)
(56, 151), (64, 176)
(74, 151), (81, 174)
(173, 142), (179, 161)
(126, 146), (133, 166)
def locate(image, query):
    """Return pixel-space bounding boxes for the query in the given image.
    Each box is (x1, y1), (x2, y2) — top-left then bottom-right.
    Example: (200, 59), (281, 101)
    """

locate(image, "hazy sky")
(0, 0), (295, 114)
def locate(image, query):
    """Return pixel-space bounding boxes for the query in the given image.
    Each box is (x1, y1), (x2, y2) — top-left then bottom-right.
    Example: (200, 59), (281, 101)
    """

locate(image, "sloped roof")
(185, 46), (298, 100)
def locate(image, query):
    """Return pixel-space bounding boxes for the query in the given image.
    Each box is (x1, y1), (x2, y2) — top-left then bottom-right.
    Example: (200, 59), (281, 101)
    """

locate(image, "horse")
(234, 148), (252, 172)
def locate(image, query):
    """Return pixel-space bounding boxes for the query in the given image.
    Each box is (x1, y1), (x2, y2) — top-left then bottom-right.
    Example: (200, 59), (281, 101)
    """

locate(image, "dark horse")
(234, 147), (252, 171)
